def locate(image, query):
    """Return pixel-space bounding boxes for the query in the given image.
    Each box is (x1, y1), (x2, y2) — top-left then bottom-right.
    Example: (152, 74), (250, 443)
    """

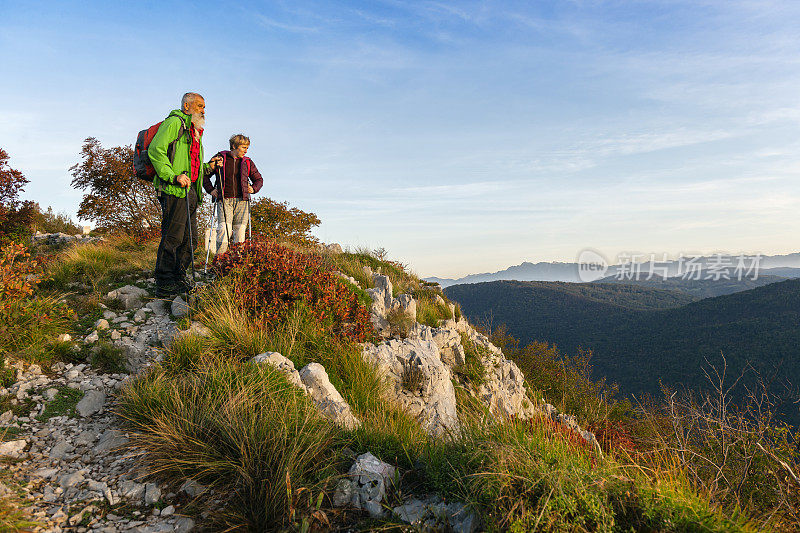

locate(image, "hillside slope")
(446, 279), (800, 407)
(594, 273), (787, 298)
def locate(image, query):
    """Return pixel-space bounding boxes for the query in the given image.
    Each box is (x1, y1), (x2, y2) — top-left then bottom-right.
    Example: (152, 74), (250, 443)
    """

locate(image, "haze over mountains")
(428, 252), (800, 289)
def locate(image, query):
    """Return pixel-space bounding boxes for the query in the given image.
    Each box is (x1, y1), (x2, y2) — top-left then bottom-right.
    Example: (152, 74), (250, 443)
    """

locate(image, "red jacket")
(203, 151), (264, 200)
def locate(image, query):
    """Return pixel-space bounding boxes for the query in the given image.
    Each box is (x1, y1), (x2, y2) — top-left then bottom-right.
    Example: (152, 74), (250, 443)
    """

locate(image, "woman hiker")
(203, 134), (264, 254)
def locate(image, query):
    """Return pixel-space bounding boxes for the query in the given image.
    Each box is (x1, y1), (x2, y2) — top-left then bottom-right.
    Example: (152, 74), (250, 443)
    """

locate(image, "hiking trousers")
(155, 188), (198, 288)
(215, 198), (249, 254)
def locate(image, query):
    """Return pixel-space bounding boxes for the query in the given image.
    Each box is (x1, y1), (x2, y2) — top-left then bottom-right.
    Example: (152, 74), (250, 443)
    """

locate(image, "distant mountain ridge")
(427, 252), (800, 290)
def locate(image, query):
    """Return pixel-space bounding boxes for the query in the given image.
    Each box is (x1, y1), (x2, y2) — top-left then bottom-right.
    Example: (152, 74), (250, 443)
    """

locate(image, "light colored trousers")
(215, 198), (250, 254)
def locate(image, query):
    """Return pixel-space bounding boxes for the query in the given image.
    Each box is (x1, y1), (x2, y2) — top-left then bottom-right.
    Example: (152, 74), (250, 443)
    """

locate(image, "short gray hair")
(181, 92), (204, 109)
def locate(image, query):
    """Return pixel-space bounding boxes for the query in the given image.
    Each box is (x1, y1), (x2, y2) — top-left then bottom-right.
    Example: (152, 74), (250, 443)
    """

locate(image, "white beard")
(191, 113), (205, 139)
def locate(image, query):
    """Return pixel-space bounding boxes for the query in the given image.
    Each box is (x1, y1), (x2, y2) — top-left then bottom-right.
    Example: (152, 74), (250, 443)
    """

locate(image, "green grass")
(417, 418), (753, 532)
(119, 353), (343, 531)
(0, 466), (38, 532)
(0, 366), (14, 388)
(326, 249), (421, 297)
(37, 387), (84, 421)
(89, 342), (126, 373)
(41, 235), (157, 295)
(456, 333), (488, 387)
(415, 294), (453, 328)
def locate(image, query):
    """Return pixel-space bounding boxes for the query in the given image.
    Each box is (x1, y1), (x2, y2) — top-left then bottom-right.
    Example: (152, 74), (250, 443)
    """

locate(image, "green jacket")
(148, 109), (209, 201)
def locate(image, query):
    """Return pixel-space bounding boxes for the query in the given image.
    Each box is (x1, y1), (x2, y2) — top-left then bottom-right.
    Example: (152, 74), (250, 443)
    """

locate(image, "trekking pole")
(247, 199), (252, 241)
(185, 183), (196, 289)
(203, 198), (216, 274)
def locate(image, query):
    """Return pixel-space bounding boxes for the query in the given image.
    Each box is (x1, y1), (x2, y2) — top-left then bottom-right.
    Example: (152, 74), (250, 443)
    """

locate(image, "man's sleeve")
(147, 117), (181, 183)
(249, 160), (264, 193)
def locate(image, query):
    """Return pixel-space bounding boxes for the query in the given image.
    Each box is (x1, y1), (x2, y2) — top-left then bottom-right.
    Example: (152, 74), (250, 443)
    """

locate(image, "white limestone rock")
(0, 439), (27, 459)
(298, 363), (361, 430)
(76, 390), (105, 417)
(333, 452), (396, 518)
(362, 338), (458, 436)
(171, 295), (189, 318)
(107, 285), (149, 310)
(252, 352), (305, 390)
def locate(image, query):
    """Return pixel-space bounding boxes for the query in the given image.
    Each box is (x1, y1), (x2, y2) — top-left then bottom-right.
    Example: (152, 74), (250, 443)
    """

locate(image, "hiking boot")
(154, 283), (180, 298)
(176, 278), (195, 293)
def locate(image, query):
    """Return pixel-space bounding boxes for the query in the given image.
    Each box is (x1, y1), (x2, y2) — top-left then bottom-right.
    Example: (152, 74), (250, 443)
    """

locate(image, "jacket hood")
(168, 109), (193, 126)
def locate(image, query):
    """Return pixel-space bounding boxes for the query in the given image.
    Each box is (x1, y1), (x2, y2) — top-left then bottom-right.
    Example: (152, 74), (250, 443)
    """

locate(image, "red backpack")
(133, 115), (188, 182)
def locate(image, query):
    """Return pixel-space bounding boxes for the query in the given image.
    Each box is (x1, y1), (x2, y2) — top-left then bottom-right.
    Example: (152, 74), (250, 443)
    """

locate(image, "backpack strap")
(166, 115), (188, 165)
(156, 115), (189, 196)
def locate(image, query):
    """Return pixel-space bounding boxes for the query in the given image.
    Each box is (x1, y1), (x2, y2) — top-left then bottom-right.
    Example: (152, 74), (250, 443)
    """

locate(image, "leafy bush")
(0, 243), (72, 358)
(249, 197), (320, 245)
(70, 137), (161, 234)
(29, 203), (82, 235)
(212, 238), (374, 343)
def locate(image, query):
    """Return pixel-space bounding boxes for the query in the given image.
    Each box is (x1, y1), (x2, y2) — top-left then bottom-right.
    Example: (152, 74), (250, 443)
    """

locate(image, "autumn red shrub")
(0, 243), (72, 352)
(587, 419), (637, 453)
(213, 238), (375, 343)
(526, 415), (595, 456)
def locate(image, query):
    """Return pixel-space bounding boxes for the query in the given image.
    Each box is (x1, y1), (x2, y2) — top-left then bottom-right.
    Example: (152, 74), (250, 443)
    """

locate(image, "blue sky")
(2, 0), (799, 277)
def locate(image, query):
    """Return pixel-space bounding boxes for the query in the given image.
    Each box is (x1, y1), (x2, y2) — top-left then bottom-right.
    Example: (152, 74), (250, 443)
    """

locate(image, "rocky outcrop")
(362, 338), (459, 436)
(251, 353), (361, 430)
(31, 231), (99, 246)
(357, 273), (599, 449)
(367, 274), (417, 338)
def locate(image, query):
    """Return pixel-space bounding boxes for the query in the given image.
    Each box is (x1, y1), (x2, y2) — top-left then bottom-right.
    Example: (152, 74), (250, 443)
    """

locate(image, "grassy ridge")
(0, 236), (772, 531)
(117, 243), (755, 531)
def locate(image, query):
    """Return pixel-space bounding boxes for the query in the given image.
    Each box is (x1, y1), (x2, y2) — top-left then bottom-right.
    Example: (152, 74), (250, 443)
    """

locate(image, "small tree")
(249, 197), (320, 245)
(70, 137), (161, 233)
(0, 148), (36, 240)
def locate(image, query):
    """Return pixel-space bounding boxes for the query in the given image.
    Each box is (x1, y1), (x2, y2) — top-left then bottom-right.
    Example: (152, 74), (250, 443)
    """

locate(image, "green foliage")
(89, 342), (126, 373)
(0, 243), (73, 360)
(37, 387), (84, 421)
(456, 333), (487, 388)
(415, 295), (452, 328)
(0, 148), (36, 244)
(249, 197), (320, 245)
(0, 365), (14, 388)
(28, 204), (82, 235)
(418, 418), (751, 532)
(327, 249), (419, 296)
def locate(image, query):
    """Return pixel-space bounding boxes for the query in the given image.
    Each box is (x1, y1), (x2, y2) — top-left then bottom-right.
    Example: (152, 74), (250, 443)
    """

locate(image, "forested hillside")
(446, 279), (800, 423)
(595, 273), (787, 298)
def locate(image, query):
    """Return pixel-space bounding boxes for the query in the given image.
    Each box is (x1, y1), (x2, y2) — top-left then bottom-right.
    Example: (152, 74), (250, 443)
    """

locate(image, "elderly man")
(148, 92), (220, 297)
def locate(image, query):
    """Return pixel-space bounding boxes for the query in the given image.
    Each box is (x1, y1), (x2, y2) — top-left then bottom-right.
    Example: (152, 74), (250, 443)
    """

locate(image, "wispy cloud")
(254, 14), (319, 33)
